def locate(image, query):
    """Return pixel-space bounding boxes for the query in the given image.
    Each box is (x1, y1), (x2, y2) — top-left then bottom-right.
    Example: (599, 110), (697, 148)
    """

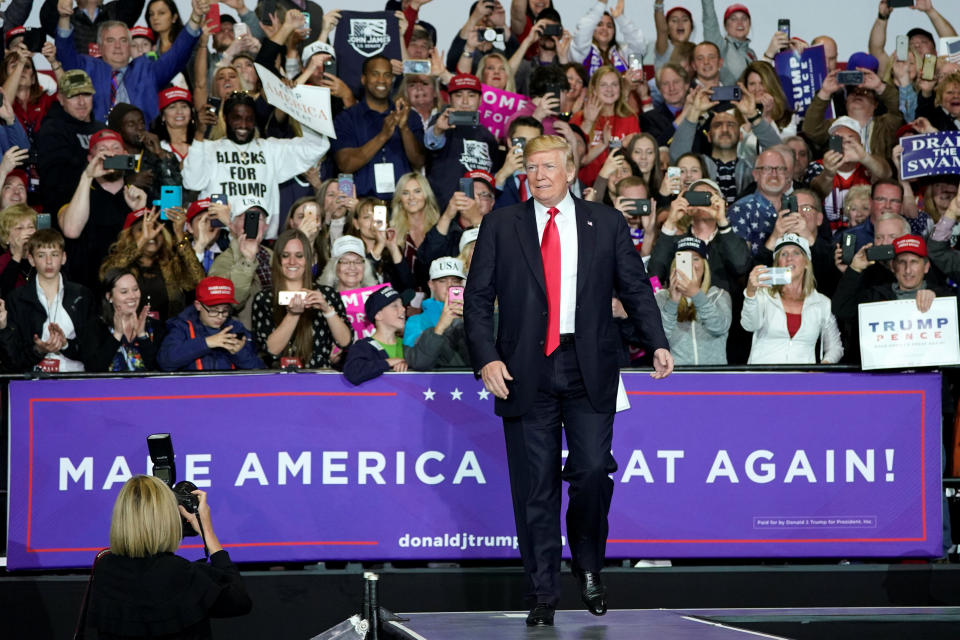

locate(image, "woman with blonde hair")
(738, 62), (796, 163)
(842, 184), (873, 228)
(86, 475), (251, 638)
(391, 173), (440, 290)
(99, 208), (205, 324)
(477, 52), (517, 93)
(0, 203), (35, 296)
(654, 237), (731, 365)
(742, 234), (843, 364)
(570, 64), (640, 186)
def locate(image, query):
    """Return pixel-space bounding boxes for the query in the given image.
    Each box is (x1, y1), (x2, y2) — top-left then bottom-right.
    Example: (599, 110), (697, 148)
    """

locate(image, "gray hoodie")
(655, 286), (732, 365)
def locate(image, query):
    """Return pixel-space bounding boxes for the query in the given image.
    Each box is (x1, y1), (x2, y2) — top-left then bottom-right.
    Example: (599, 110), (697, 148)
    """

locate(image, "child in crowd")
(343, 285), (407, 384)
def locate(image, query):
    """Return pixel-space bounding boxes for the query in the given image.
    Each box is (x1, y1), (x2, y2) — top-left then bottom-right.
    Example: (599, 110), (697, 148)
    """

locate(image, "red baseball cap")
(186, 198), (211, 223)
(723, 3), (750, 21)
(90, 128), (124, 150)
(4, 26), (25, 47)
(464, 169), (495, 190)
(4, 168), (27, 188)
(893, 235), (927, 258)
(122, 208), (145, 230)
(158, 87), (192, 111)
(448, 73), (481, 94)
(665, 7), (692, 21)
(130, 26), (156, 43)
(196, 276), (238, 306)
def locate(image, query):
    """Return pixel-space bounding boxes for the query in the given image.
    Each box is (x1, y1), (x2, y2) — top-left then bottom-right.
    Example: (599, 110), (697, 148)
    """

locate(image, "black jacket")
(0, 277), (99, 372)
(35, 103), (104, 217)
(89, 550), (251, 640)
(40, 0), (145, 56)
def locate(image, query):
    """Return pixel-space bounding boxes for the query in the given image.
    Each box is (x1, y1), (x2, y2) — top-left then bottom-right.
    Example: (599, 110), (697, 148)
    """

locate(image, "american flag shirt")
(728, 192), (779, 256)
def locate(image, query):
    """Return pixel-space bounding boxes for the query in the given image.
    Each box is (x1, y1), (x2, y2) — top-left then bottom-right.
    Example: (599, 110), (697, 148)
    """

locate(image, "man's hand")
(0, 298), (7, 330)
(57, 0), (74, 17)
(651, 348), (674, 379)
(850, 242), (874, 273)
(0, 146), (28, 177)
(434, 297), (463, 335)
(124, 184), (147, 211)
(818, 70), (841, 98)
(34, 323), (67, 355)
(481, 360), (513, 399)
(916, 288), (936, 313)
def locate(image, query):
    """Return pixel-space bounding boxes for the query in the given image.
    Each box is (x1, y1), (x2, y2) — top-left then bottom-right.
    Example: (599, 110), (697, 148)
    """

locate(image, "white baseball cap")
(459, 227), (480, 253)
(332, 235), (365, 260)
(773, 233), (811, 260)
(302, 41), (335, 67)
(828, 116), (863, 138)
(429, 257), (465, 280)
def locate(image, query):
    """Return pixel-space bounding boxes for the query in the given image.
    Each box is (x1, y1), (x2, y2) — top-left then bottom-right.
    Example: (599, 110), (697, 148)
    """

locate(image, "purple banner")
(900, 131), (960, 181)
(6, 372), (941, 569)
(775, 45), (828, 117)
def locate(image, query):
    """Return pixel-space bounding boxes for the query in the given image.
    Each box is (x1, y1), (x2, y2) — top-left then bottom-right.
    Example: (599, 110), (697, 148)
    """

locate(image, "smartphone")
(155, 185), (181, 221)
(372, 205), (388, 230)
(459, 177), (475, 199)
(234, 22), (249, 38)
(210, 193), (227, 205)
(448, 110), (479, 126)
(762, 267), (793, 286)
(841, 231), (856, 265)
(556, 111), (572, 122)
(781, 194), (798, 213)
(36, 213), (51, 230)
(544, 83), (565, 104)
(949, 40), (960, 55)
(837, 70), (864, 85)
(206, 95), (222, 113)
(828, 134), (844, 155)
(887, 0), (914, 7)
(447, 286), (464, 304)
(683, 190), (711, 206)
(921, 54), (937, 81)
(277, 291), (300, 305)
(88, 43), (101, 58)
(710, 86), (742, 102)
(206, 4), (220, 32)
(303, 202), (319, 221)
(777, 19), (790, 40)
(608, 138), (623, 150)
(542, 23), (562, 38)
(666, 166), (682, 194)
(337, 173), (354, 197)
(896, 35), (909, 61)
(103, 154), (139, 171)
(302, 12), (311, 32)
(402, 59), (431, 75)
(866, 244), (896, 261)
(627, 198), (652, 216)
(511, 137), (526, 154)
(243, 208), (260, 239)
(23, 28), (46, 53)
(675, 251), (693, 280)
(323, 57), (338, 77)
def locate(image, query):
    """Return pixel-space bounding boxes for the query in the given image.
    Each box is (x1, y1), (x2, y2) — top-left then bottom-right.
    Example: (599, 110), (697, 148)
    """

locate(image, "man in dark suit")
(464, 135), (673, 627)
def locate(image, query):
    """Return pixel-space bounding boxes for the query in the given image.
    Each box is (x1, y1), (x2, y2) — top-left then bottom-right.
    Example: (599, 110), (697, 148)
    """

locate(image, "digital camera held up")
(147, 433), (200, 537)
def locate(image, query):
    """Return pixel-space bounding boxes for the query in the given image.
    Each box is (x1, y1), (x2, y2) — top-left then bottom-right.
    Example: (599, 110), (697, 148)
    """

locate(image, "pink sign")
(480, 84), (529, 140)
(339, 284), (389, 339)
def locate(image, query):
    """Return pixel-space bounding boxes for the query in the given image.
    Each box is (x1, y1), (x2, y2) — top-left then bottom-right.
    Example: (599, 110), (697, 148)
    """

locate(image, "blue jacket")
(55, 22), (200, 123)
(158, 306), (263, 371)
(403, 297), (443, 347)
(343, 337), (393, 385)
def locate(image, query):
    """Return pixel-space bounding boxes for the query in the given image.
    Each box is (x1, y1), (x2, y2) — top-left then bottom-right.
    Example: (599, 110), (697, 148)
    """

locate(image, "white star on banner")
(450, 388), (463, 400)
(423, 388), (436, 401)
(477, 389), (490, 400)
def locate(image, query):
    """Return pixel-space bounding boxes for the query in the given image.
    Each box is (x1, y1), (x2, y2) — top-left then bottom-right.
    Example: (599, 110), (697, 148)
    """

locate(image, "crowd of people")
(0, 0), (957, 377)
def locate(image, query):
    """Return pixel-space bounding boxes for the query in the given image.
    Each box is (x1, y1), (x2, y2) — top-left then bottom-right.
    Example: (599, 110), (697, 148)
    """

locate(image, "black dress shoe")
(526, 603), (556, 626)
(576, 571), (607, 616)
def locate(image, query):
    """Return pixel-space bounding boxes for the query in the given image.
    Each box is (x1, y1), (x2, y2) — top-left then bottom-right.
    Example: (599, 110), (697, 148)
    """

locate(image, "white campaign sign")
(858, 297), (960, 370)
(255, 63), (336, 139)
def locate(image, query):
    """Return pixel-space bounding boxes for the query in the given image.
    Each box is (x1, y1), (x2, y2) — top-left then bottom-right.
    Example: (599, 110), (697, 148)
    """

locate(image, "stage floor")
(383, 607), (960, 639)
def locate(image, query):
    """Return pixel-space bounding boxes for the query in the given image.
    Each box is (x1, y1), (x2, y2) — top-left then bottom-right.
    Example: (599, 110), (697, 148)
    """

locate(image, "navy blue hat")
(676, 236), (708, 259)
(365, 285), (401, 321)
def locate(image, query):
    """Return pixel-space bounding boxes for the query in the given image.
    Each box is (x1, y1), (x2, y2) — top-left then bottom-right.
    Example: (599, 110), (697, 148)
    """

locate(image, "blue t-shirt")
(403, 297), (444, 347)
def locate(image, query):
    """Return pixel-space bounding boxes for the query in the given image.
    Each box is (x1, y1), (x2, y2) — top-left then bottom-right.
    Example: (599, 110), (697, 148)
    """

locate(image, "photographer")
(87, 475), (251, 638)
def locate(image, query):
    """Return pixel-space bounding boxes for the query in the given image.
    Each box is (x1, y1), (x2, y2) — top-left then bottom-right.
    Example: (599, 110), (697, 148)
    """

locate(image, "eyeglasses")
(798, 205), (818, 213)
(756, 166), (789, 174)
(476, 192), (495, 200)
(200, 303), (231, 318)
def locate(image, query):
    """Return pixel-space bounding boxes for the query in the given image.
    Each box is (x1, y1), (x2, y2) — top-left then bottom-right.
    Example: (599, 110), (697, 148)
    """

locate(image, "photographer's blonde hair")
(110, 475), (182, 557)
(668, 254), (712, 323)
(523, 135), (576, 172)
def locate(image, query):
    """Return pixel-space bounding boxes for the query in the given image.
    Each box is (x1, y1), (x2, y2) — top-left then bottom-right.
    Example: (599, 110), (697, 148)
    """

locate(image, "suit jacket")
(464, 196), (669, 418)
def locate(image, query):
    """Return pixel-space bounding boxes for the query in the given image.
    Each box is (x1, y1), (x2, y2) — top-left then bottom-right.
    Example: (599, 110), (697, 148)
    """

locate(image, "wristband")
(461, 50), (474, 58)
(322, 310), (337, 318)
(878, 13), (888, 20)
(748, 111), (763, 125)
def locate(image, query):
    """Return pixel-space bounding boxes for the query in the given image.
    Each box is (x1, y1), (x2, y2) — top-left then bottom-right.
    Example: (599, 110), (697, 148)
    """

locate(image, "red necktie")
(518, 174), (529, 201)
(110, 70), (119, 106)
(541, 207), (561, 356)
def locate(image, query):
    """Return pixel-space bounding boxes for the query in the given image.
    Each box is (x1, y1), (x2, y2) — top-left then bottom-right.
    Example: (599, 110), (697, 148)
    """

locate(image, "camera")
(147, 433), (200, 537)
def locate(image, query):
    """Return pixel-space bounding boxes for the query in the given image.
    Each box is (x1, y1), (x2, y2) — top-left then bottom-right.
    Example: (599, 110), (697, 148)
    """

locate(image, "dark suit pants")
(502, 341), (617, 606)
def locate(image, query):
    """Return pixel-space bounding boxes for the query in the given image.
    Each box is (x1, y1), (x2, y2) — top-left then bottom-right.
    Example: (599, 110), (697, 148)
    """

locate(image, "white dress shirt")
(534, 192), (578, 334)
